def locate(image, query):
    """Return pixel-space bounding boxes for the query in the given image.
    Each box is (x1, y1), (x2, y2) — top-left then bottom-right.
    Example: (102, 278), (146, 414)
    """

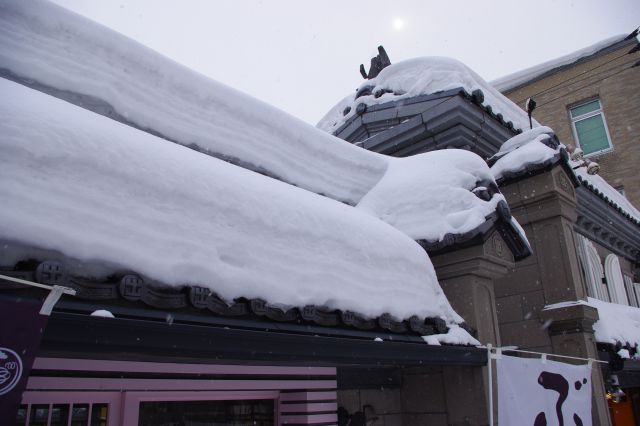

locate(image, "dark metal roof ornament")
(360, 46), (391, 79)
(525, 97), (536, 129)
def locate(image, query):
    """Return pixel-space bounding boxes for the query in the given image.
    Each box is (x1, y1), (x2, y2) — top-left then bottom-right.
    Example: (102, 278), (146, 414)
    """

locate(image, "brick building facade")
(493, 33), (640, 209)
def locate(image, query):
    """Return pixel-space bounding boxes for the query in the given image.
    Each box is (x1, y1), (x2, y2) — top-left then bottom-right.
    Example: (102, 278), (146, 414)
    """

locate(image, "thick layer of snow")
(358, 151), (505, 242)
(318, 57), (536, 133)
(490, 127), (559, 181)
(0, 0), (387, 205)
(0, 78), (475, 335)
(491, 35), (628, 92)
(574, 166), (640, 222)
(588, 298), (640, 347)
(544, 298), (640, 347)
(0, 0), (521, 249)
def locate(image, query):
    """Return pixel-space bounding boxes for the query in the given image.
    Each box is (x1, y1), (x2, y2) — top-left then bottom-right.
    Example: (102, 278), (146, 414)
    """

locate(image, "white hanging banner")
(497, 355), (592, 426)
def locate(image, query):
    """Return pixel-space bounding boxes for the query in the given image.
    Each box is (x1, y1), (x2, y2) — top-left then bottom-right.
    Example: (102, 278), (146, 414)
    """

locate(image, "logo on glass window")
(0, 347), (23, 395)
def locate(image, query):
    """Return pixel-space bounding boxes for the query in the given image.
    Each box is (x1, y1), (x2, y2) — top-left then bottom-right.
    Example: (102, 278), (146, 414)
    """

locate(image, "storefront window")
(138, 399), (274, 426)
(50, 405), (70, 426)
(90, 403), (108, 426)
(16, 403), (109, 426)
(70, 404), (89, 426)
(16, 405), (28, 426)
(29, 405), (49, 426)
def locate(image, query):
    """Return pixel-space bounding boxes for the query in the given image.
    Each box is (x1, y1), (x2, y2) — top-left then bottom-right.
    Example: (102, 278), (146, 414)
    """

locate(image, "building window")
(138, 399), (274, 425)
(569, 99), (612, 156)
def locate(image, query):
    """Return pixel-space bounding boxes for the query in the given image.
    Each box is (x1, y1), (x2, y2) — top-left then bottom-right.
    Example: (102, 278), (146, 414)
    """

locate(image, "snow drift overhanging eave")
(0, 77), (482, 345)
(416, 208), (532, 262)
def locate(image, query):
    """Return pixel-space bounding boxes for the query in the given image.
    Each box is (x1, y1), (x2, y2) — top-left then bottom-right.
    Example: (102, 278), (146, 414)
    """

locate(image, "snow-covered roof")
(491, 35), (629, 92)
(0, 78), (476, 343)
(317, 57), (536, 134)
(0, 0), (386, 205)
(489, 127), (640, 225)
(489, 126), (562, 182)
(545, 298), (640, 348)
(360, 151), (514, 243)
(0, 0), (524, 250)
(574, 168), (640, 224)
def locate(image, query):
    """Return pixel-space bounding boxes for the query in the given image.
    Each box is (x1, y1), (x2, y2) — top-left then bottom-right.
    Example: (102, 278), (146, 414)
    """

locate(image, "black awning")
(39, 312), (486, 368)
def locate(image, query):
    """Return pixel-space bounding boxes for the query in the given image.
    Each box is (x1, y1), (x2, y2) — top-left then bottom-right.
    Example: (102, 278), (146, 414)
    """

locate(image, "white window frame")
(604, 254), (629, 305)
(624, 275), (639, 307)
(569, 98), (613, 157)
(576, 234), (608, 301)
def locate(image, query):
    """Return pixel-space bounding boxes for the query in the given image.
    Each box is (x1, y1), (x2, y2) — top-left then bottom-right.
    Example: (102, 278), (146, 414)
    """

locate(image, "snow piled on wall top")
(491, 34), (628, 92)
(545, 298), (640, 348)
(1, 78), (475, 337)
(317, 57), (536, 134)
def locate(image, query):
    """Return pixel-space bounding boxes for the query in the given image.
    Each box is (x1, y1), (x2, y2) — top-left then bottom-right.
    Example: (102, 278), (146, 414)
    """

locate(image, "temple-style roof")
(318, 57), (537, 135)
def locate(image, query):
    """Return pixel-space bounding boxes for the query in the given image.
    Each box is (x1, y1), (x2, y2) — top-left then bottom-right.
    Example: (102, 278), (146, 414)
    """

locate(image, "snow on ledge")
(318, 57), (536, 133)
(544, 298), (640, 347)
(0, 78), (475, 340)
(91, 310), (115, 318)
(422, 324), (480, 346)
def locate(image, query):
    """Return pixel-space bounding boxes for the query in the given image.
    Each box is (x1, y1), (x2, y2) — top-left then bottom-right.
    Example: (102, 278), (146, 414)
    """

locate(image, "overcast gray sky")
(50, 0), (640, 125)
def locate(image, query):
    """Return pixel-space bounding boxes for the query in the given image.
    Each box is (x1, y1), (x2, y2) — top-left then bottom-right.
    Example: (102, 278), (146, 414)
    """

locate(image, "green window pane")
(570, 100), (600, 118)
(575, 114), (609, 154)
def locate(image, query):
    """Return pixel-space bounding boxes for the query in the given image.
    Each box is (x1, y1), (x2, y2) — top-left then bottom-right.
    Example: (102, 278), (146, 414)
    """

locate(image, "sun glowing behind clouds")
(393, 18), (405, 30)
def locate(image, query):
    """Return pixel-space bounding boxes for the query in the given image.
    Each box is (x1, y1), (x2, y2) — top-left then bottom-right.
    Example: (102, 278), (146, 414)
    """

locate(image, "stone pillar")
(540, 304), (610, 426)
(497, 165), (611, 426)
(430, 231), (514, 425)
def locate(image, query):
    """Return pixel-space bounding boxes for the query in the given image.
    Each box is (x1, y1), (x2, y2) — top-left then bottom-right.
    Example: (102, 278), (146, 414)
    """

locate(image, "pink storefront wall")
(21, 357), (338, 426)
